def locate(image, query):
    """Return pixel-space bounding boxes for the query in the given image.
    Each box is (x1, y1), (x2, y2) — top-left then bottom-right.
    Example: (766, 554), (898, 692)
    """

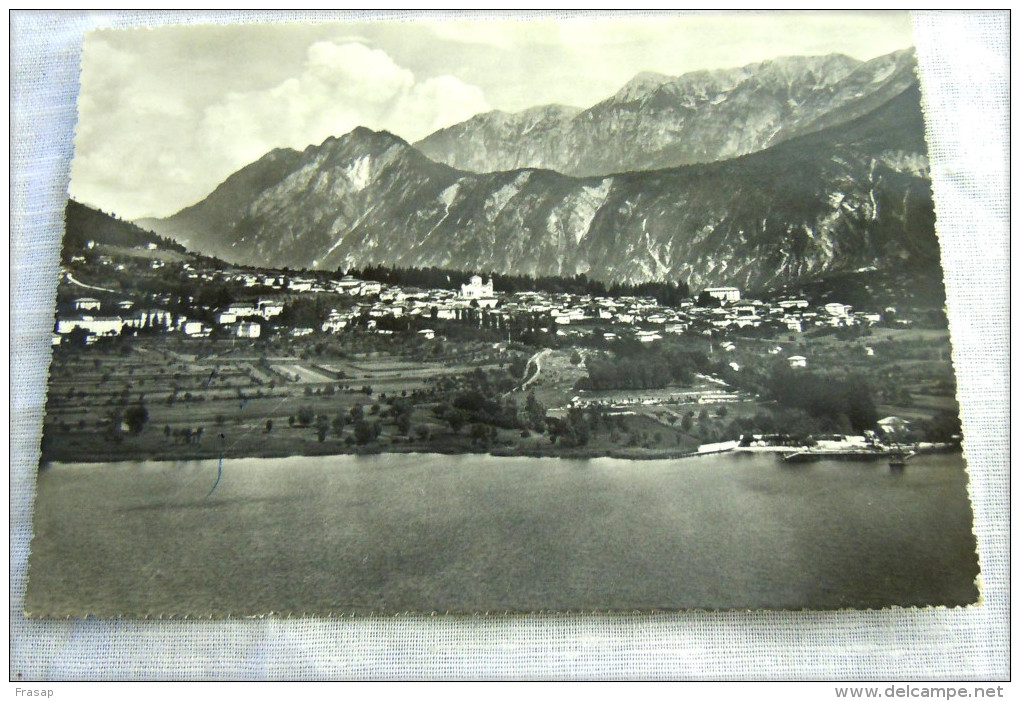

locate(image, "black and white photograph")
(24, 11), (984, 618)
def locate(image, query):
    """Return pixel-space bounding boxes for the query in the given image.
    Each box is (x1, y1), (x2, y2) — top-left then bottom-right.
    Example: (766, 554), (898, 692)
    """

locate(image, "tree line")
(576, 341), (711, 392)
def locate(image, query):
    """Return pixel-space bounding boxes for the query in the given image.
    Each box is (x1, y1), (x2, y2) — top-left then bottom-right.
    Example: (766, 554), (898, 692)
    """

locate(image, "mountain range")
(140, 49), (936, 293)
(414, 49), (919, 176)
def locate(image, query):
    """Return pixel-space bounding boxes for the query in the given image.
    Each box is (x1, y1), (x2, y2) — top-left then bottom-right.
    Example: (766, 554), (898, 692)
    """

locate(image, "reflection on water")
(26, 452), (979, 616)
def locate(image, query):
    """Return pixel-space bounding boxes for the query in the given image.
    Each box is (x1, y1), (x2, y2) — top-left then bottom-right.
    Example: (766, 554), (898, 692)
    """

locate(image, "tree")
(296, 405), (315, 427)
(524, 392), (546, 432)
(563, 407), (590, 447)
(123, 403), (149, 435)
(470, 422), (492, 447)
(332, 415), (346, 437)
(349, 404), (365, 421)
(509, 354), (528, 380)
(695, 291), (716, 307)
(315, 415), (330, 442)
(279, 296), (330, 329)
(265, 419), (273, 433)
(445, 408), (467, 434)
(924, 410), (962, 443)
(353, 420), (378, 445)
(395, 411), (412, 435)
(843, 375), (877, 432)
(546, 416), (565, 444)
(66, 327), (90, 347)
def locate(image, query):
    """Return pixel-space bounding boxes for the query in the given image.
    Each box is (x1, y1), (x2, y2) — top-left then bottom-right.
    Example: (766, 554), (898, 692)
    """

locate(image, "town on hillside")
(42, 227), (962, 464)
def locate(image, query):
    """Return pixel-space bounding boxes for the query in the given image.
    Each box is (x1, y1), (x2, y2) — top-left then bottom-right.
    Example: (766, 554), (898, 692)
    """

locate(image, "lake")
(25, 452), (979, 616)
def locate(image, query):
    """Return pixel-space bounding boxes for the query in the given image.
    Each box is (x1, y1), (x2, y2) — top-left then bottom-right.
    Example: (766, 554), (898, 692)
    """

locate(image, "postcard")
(24, 11), (980, 617)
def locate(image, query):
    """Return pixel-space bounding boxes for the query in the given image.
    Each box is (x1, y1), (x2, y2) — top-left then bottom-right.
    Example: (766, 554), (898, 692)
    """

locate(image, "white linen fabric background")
(9, 10), (1009, 680)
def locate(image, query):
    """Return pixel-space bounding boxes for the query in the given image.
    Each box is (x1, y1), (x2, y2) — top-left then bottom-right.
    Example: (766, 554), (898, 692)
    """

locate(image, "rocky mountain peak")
(314, 126), (410, 156)
(612, 71), (676, 102)
(415, 48), (918, 178)
(748, 53), (860, 86)
(517, 103), (583, 122)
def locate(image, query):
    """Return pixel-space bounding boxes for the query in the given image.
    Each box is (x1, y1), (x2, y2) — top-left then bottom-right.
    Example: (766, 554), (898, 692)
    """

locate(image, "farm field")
(41, 336), (495, 461)
(41, 332), (732, 463)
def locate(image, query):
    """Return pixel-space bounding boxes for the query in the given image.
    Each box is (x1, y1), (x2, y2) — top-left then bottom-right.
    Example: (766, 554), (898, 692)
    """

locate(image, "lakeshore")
(39, 403), (959, 468)
(40, 439), (959, 467)
(39, 431), (710, 465)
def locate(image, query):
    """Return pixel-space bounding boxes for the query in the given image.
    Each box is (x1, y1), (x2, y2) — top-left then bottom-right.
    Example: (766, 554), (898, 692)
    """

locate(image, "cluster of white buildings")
(54, 296), (206, 345)
(180, 265), (383, 298)
(307, 278), (891, 347)
(55, 295), (285, 343)
(216, 300), (284, 325)
(323, 282), (699, 342)
(57, 252), (891, 350)
(695, 296), (884, 334)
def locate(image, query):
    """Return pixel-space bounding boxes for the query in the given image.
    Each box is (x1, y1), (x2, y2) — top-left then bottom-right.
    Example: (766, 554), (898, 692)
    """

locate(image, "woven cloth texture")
(9, 11), (1009, 680)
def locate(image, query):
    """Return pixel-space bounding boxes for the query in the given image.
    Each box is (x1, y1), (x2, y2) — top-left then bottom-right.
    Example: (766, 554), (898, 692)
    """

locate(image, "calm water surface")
(26, 452), (979, 615)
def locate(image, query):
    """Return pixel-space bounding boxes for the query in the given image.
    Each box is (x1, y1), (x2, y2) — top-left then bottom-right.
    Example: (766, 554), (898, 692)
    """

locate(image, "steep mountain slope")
(411, 104), (582, 176)
(137, 147), (305, 254)
(64, 199), (186, 259)
(144, 84), (935, 291)
(414, 49), (919, 177)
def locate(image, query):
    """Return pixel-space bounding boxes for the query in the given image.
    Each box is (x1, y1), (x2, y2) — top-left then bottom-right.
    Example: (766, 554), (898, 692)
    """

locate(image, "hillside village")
(39, 217), (962, 465)
(57, 246), (889, 354)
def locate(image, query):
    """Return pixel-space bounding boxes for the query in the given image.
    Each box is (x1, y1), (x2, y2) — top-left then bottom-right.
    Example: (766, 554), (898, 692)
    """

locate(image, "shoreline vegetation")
(39, 436), (710, 466)
(40, 436), (961, 467)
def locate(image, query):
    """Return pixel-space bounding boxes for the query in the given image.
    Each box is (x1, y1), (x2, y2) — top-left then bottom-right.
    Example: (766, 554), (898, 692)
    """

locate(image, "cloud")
(70, 36), (208, 218)
(195, 40), (489, 174)
(385, 75), (490, 141)
(72, 38), (490, 219)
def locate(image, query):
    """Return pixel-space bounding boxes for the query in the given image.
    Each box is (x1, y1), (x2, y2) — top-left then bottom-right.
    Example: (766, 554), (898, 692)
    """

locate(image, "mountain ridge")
(414, 49), (917, 177)
(141, 79), (936, 292)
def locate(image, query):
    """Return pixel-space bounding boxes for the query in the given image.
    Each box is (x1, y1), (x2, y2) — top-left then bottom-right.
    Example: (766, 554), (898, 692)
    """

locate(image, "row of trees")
(736, 364), (879, 434)
(767, 367), (876, 434)
(102, 402), (150, 439)
(434, 390), (522, 433)
(576, 342), (710, 391)
(283, 394), (420, 445)
(278, 385), (545, 448)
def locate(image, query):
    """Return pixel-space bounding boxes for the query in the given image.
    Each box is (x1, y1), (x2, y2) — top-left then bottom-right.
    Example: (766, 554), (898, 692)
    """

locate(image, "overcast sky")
(69, 11), (915, 220)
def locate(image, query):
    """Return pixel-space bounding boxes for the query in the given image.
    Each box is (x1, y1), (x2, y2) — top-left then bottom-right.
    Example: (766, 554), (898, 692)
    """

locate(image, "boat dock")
(781, 448), (889, 464)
